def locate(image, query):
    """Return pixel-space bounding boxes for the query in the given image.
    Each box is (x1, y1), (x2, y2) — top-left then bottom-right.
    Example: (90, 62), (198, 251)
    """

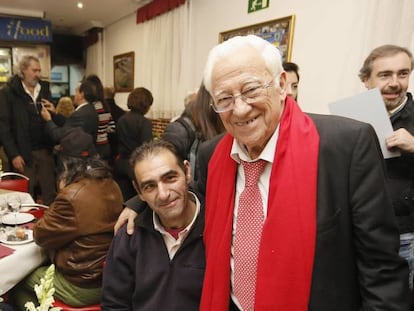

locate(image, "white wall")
(102, 0), (414, 114)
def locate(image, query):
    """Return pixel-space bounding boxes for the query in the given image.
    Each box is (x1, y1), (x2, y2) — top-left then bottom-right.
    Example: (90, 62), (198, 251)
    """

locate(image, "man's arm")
(101, 227), (135, 310)
(351, 124), (409, 309)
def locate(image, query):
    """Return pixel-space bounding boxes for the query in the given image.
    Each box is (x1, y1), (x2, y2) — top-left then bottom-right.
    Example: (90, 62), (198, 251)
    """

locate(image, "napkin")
(0, 243), (15, 259)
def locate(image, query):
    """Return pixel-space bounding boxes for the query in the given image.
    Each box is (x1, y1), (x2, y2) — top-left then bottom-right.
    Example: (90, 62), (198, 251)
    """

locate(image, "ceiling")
(0, 0), (153, 35)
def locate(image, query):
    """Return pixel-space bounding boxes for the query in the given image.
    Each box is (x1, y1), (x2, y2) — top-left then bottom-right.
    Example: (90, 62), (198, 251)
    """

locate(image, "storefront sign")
(0, 17), (52, 42)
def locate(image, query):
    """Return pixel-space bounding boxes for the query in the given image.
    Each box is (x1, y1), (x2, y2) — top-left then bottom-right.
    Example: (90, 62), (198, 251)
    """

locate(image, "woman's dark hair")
(191, 82), (225, 141)
(127, 87), (153, 114)
(84, 74), (105, 103)
(58, 156), (112, 187)
(282, 62), (300, 81)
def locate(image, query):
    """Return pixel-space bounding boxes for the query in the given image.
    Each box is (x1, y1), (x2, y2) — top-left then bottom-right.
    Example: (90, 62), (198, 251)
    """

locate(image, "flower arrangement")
(25, 264), (61, 311)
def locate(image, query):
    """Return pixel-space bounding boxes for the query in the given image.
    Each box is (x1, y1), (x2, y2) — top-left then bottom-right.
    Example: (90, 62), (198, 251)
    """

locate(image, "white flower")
(24, 264), (61, 311)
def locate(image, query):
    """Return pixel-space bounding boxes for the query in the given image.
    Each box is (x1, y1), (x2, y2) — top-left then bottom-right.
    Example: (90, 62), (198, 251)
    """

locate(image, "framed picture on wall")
(219, 15), (295, 62)
(113, 51), (134, 92)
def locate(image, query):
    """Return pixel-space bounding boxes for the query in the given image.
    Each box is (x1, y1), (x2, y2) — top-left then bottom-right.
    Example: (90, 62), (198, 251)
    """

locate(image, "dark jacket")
(386, 92), (414, 233)
(34, 177), (123, 288)
(163, 117), (201, 180)
(197, 114), (408, 311)
(116, 110), (152, 157)
(106, 98), (125, 123)
(102, 198), (205, 310)
(0, 75), (55, 163)
(45, 103), (99, 144)
(163, 117), (197, 161)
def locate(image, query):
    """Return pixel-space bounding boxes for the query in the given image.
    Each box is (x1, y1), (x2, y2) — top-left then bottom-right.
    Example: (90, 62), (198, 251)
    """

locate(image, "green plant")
(25, 264), (61, 311)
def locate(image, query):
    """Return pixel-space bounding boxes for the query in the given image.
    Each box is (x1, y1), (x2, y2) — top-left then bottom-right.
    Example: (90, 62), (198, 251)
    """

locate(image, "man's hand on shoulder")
(114, 207), (138, 235)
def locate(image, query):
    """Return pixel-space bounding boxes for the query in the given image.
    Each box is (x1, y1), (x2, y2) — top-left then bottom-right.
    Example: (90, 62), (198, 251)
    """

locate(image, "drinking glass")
(7, 194), (21, 228)
(0, 197), (7, 224)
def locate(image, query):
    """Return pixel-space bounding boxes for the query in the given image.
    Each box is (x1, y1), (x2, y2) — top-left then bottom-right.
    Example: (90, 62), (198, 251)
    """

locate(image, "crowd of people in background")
(1, 36), (414, 310)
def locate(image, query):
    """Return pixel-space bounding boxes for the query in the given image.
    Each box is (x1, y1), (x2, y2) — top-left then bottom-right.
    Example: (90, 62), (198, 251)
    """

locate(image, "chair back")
(0, 172), (30, 193)
(21, 203), (49, 219)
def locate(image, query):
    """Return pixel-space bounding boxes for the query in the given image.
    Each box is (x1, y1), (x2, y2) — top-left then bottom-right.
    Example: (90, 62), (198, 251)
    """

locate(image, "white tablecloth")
(0, 190), (44, 294)
(0, 189), (35, 206)
(0, 240), (46, 294)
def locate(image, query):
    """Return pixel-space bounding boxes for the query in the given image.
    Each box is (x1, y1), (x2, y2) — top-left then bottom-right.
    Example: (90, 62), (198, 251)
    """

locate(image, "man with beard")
(0, 55), (58, 204)
(360, 44), (414, 299)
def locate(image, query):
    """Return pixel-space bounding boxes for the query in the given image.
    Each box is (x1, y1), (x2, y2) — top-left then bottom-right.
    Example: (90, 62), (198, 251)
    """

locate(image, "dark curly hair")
(58, 156), (112, 188)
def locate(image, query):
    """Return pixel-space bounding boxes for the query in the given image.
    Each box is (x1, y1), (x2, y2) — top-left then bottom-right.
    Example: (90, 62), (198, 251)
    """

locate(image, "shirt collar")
(388, 95), (408, 117)
(21, 80), (41, 103)
(153, 191), (200, 237)
(230, 125), (279, 164)
(75, 101), (88, 111)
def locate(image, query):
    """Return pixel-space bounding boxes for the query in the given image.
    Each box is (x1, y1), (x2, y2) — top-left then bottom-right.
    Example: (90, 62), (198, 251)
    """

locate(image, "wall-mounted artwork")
(113, 51), (134, 92)
(219, 15), (295, 62)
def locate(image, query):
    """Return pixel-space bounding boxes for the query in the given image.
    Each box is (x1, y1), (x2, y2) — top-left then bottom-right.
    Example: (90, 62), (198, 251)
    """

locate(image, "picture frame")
(113, 51), (134, 92)
(219, 15), (295, 62)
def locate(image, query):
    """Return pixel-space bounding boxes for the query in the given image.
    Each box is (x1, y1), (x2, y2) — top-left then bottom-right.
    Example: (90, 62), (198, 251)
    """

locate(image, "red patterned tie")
(234, 159), (267, 311)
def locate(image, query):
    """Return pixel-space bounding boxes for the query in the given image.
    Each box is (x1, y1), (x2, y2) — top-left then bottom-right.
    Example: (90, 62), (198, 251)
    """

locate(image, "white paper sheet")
(328, 88), (400, 159)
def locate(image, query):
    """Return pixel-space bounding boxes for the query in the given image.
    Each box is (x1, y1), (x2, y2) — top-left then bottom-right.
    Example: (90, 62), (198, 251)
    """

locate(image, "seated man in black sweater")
(101, 140), (205, 310)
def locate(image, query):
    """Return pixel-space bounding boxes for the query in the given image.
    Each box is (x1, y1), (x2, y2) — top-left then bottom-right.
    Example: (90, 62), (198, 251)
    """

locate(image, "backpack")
(176, 116), (200, 180)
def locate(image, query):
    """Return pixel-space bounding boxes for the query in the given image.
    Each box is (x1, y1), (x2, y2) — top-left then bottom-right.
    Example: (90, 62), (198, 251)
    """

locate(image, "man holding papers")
(359, 44), (414, 297)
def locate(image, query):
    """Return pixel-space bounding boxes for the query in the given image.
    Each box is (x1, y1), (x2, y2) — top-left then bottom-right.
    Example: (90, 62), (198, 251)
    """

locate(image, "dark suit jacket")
(196, 114), (409, 310)
(116, 110), (152, 157)
(46, 103), (99, 143)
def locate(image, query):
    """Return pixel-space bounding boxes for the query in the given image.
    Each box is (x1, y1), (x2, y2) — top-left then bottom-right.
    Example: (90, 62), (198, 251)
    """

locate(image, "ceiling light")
(77, 2), (84, 9)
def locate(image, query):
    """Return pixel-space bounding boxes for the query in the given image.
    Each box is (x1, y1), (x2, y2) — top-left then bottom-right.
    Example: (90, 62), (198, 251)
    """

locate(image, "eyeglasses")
(211, 80), (274, 113)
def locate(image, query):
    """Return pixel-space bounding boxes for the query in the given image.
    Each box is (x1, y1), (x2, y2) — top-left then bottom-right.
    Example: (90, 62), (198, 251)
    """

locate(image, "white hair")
(203, 35), (283, 94)
(16, 55), (40, 79)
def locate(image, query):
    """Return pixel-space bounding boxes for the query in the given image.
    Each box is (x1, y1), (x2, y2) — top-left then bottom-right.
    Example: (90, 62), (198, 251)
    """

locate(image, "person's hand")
(12, 155), (25, 172)
(40, 106), (52, 121)
(114, 207), (138, 235)
(385, 128), (414, 153)
(41, 99), (56, 113)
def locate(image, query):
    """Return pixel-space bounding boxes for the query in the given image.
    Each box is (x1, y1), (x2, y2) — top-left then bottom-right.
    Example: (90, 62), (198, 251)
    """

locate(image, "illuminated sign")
(0, 17), (52, 42)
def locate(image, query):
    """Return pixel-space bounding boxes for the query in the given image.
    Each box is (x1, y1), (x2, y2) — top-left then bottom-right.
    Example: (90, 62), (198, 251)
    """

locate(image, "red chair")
(52, 261), (105, 310)
(21, 203), (49, 218)
(0, 172), (30, 193)
(52, 301), (101, 311)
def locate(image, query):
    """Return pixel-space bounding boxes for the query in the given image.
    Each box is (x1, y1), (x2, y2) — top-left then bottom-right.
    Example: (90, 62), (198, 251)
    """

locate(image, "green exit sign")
(248, 0), (270, 13)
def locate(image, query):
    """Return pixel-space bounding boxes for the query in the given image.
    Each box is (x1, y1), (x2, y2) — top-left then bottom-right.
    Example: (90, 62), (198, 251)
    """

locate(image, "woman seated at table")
(11, 127), (124, 310)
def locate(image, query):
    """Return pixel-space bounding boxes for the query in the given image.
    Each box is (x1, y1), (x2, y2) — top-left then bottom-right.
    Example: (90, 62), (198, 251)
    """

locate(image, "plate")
(0, 229), (33, 245)
(1, 213), (35, 225)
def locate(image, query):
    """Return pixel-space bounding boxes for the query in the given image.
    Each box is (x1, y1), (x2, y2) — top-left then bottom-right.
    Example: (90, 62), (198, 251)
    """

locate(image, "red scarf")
(200, 97), (319, 310)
